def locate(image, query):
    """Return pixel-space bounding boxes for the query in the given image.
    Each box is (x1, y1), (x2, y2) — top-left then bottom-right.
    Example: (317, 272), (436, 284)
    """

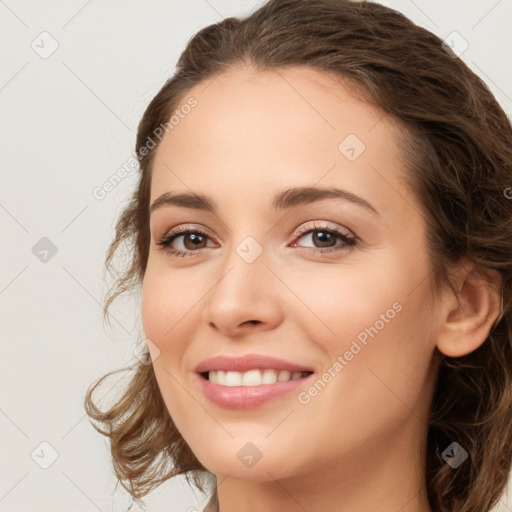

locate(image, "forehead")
(150, 64), (412, 220)
(157, 64), (391, 156)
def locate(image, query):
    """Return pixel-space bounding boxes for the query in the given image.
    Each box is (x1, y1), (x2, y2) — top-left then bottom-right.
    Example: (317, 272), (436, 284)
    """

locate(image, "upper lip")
(195, 354), (314, 374)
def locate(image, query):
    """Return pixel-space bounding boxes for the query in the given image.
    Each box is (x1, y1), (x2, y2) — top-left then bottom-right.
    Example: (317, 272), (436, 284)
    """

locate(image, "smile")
(196, 369), (315, 409)
(203, 369), (312, 386)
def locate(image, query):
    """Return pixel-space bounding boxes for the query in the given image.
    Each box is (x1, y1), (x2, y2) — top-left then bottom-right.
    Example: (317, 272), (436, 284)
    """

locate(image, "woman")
(85, 1), (512, 511)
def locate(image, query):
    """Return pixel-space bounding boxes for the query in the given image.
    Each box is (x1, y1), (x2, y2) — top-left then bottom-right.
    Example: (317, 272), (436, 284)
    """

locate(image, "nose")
(201, 246), (284, 337)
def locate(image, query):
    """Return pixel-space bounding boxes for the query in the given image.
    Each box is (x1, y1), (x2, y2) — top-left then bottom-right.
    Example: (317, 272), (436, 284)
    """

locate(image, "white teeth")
(261, 369), (277, 384)
(225, 371), (242, 386)
(242, 369), (261, 386)
(207, 369), (308, 386)
(277, 370), (291, 382)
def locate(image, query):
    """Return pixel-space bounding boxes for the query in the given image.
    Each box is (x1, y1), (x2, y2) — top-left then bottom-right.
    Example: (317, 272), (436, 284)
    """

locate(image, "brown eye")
(293, 225), (356, 253)
(309, 230), (338, 248)
(181, 232), (208, 250)
(157, 228), (214, 257)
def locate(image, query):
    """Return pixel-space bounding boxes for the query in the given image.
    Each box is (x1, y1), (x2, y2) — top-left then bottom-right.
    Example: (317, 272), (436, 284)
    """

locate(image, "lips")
(195, 354), (314, 374)
(194, 354), (316, 409)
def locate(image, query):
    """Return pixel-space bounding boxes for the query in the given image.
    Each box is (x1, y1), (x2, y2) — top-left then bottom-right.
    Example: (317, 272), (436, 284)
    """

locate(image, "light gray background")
(1, 1), (511, 510)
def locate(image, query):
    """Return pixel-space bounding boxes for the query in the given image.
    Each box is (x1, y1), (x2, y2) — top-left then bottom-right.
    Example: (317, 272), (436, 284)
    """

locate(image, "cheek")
(141, 272), (167, 348)
(292, 286), (435, 463)
(140, 265), (192, 357)
(290, 258), (403, 348)
(296, 252), (435, 408)
(140, 267), (197, 426)
(326, 304), (435, 456)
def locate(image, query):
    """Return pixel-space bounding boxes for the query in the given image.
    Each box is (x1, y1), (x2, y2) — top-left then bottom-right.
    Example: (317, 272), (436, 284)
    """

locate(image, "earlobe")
(435, 263), (502, 358)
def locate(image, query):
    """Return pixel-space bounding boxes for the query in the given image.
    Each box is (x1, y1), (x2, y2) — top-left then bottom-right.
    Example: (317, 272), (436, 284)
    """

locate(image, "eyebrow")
(149, 186), (380, 216)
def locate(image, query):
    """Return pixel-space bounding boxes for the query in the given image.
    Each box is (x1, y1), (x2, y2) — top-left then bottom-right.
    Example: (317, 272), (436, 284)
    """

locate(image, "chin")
(193, 447), (296, 482)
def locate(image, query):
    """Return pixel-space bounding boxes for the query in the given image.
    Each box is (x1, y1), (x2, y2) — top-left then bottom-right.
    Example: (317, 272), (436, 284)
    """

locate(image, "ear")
(435, 261), (503, 358)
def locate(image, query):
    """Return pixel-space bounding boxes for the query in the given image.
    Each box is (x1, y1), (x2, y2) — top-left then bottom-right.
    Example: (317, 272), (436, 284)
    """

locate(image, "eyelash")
(156, 222), (357, 259)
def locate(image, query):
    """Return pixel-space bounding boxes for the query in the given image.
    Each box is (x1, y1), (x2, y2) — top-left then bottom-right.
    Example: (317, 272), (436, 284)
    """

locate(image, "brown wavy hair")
(84, 1), (512, 510)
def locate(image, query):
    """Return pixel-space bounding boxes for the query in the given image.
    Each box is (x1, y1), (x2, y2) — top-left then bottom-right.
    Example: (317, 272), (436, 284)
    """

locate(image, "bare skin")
(141, 64), (501, 512)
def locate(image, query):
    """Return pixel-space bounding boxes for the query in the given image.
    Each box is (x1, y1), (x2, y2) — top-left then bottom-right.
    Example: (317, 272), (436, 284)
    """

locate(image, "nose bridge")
(212, 234), (270, 306)
(201, 232), (283, 332)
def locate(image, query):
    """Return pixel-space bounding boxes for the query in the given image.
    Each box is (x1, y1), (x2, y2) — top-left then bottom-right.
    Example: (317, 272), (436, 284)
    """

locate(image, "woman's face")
(141, 65), (440, 482)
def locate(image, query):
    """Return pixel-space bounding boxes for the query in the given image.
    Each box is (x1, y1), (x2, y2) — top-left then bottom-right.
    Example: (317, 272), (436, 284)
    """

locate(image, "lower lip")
(196, 372), (315, 409)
